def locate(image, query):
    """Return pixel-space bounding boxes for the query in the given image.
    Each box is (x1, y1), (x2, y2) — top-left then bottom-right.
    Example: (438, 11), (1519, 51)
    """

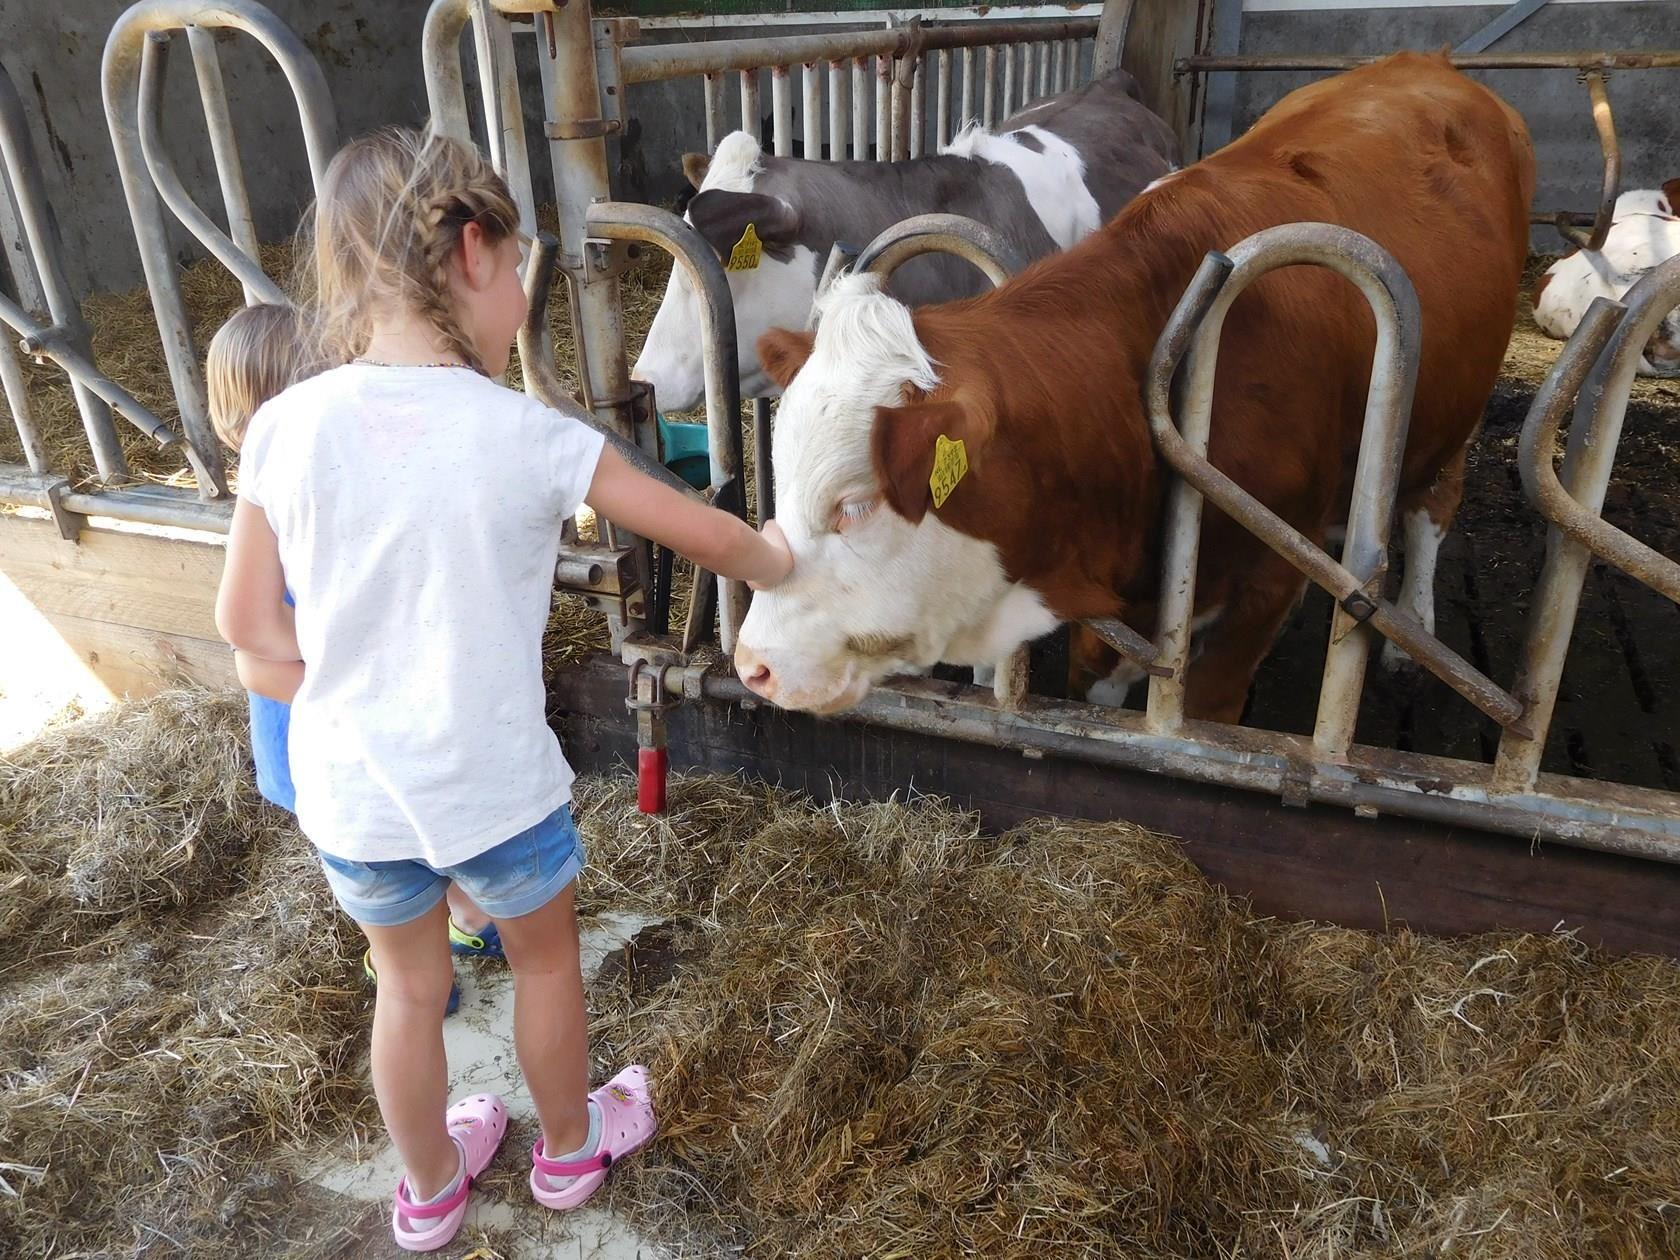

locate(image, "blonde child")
(208, 304), (500, 1015)
(214, 130), (792, 1251)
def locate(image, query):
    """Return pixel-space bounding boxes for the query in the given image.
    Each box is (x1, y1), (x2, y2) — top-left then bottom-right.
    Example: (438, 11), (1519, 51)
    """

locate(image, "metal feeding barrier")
(3, 0), (1678, 860)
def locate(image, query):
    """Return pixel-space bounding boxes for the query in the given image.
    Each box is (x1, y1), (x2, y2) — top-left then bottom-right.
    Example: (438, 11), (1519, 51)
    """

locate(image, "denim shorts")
(317, 804), (585, 928)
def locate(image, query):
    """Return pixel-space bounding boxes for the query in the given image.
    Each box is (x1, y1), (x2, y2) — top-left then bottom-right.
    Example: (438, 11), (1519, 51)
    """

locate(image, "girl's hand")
(216, 497), (301, 662)
(585, 447), (790, 588)
(749, 519), (793, 591)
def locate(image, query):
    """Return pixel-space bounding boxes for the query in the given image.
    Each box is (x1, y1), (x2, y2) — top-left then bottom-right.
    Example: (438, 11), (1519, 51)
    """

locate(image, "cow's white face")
(632, 131), (819, 412)
(734, 276), (1055, 712)
(635, 239), (818, 411)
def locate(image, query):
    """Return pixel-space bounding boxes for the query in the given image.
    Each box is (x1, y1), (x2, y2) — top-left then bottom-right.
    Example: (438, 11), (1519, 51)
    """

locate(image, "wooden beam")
(0, 513), (232, 697)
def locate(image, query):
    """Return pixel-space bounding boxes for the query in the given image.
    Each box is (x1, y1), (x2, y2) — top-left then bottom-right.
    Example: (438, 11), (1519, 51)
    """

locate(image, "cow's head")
(633, 132), (820, 411)
(734, 275), (1052, 713)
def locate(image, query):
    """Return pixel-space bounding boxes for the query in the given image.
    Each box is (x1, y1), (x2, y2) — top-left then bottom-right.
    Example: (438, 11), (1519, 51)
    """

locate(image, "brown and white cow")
(733, 53), (1534, 720)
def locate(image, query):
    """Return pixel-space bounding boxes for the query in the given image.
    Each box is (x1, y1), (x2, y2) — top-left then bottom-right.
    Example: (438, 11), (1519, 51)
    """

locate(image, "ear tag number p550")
(727, 223), (763, 271)
(929, 434), (968, 509)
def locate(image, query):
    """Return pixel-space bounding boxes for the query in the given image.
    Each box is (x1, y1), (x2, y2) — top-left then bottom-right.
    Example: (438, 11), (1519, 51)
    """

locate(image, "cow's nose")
(735, 642), (776, 700)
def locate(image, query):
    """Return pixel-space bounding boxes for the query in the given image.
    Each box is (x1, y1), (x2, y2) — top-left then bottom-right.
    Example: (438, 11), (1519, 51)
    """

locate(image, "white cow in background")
(1533, 181), (1680, 376)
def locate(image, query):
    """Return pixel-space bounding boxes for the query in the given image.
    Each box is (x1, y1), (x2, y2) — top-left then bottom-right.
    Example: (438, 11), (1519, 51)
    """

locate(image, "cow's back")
(1000, 69), (1181, 219)
(1124, 53), (1534, 501)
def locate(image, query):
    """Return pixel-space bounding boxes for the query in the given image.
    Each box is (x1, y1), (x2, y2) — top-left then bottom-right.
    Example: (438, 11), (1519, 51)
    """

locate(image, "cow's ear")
(757, 328), (816, 387)
(681, 152), (711, 191)
(687, 190), (801, 260)
(1662, 177), (1680, 216)
(871, 396), (990, 525)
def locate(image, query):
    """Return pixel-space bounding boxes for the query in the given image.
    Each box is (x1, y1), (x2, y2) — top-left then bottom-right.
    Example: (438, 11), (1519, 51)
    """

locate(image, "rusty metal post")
(703, 71), (725, 151)
(875, 55), (892, 159)
(771, 64), (793, 156)
(802, 62), (822, 158)
(935, 49), (951, 149)
(828, 58), (848, 160)
(738, 66), (759, 135)
(958, 46), (975, 131)
(852, 56), (870, 158)
(982, 45), (997, 127)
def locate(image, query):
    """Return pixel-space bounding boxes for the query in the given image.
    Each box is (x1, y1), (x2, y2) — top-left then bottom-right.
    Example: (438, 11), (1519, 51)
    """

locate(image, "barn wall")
(1, 0), (1673, 302)
(1228, 1), (1678, 250)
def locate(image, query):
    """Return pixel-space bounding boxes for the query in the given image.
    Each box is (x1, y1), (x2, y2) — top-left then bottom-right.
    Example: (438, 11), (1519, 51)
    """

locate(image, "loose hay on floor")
(0, 690), (371, 1260)
(573, 776), (1680, 1260)
(6, 693), (1680, 1259)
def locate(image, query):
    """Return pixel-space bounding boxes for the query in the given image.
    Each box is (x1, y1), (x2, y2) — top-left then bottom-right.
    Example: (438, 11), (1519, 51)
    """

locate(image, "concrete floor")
(308, 911), (671, 1260)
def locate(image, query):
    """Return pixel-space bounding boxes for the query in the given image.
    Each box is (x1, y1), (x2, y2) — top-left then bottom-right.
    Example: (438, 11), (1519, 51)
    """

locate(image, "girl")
(216, 129), (792, 1251)
(207, 303), (505, 1016)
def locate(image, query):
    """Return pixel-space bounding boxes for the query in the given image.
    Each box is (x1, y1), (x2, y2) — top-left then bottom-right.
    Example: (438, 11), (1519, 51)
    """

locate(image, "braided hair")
(310, 128), (520, 374)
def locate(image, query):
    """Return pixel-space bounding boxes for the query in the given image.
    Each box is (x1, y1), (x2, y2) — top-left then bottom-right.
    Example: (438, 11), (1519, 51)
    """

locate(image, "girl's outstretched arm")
(216, 497), (301, 661)
(585, 447), (792, 589)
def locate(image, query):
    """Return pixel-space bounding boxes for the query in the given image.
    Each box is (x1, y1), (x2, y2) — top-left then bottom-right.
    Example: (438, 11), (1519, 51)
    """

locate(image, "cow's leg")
(1067, 625), (1130, 707)
(1183, 554), (1306, 724)
(1382, 444), (1468, 672)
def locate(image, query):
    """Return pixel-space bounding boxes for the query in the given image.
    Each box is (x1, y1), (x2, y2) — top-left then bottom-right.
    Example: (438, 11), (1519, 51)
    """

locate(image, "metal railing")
(618, 14), (1100, 162)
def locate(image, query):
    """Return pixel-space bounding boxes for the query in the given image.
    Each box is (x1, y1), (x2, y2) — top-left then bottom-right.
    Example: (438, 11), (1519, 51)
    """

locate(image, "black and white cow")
(633, 69), (1178, 410)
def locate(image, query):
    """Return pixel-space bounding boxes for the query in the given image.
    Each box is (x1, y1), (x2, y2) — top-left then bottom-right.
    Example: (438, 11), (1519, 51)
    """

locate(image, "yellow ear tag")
(929, 434), (969, 509)
(726, 222), (763, 271)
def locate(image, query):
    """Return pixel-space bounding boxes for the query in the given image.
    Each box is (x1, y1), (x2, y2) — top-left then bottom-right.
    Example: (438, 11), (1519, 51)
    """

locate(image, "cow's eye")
(834, 496), (877, 532)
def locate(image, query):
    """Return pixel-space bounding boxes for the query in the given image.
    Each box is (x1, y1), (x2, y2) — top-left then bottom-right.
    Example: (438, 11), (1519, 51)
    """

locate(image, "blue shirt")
(249, 591), (297, 814)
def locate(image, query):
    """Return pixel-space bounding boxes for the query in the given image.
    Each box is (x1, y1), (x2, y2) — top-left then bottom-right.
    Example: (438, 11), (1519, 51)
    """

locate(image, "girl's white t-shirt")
(240, 363), (605, 866)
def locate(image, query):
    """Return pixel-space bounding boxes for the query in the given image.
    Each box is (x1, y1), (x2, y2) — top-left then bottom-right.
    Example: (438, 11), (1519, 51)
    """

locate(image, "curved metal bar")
(1141, 223), (1528, 743)
(103, 0), (340, 499)
(422, 0), (475, 144)
(1556, 71), (1620, 253)
(854, 213), (1024, 288)
(584, 200), (749, 651)
(139, 34), (288, 306)
(0, 60), (126, 478)
(1519, 276), (1680, 603)
(2, 291), (182, 448)
(519, 233), (706, 503)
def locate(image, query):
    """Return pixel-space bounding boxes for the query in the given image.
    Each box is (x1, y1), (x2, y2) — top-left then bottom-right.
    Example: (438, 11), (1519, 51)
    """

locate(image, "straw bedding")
(3, 692), (1679, 1257)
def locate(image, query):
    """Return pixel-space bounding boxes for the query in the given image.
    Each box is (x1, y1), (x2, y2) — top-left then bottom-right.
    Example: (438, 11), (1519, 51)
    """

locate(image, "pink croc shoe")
(392, 1092), (508, 1252)
(529, 1065), (657, 1211)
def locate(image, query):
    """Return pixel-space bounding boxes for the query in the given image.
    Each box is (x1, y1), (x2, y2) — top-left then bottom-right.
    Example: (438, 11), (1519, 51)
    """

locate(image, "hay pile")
(3, 691), (1678, 1258)
(0, 690), (374, 1259)
(573, 776), (1680, 1259)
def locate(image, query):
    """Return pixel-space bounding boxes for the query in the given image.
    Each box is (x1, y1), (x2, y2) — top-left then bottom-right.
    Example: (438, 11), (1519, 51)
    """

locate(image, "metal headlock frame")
(3, 0), (1677, 859)
(1175, 52), (1676, 253)
(102, 0), (340, 502)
